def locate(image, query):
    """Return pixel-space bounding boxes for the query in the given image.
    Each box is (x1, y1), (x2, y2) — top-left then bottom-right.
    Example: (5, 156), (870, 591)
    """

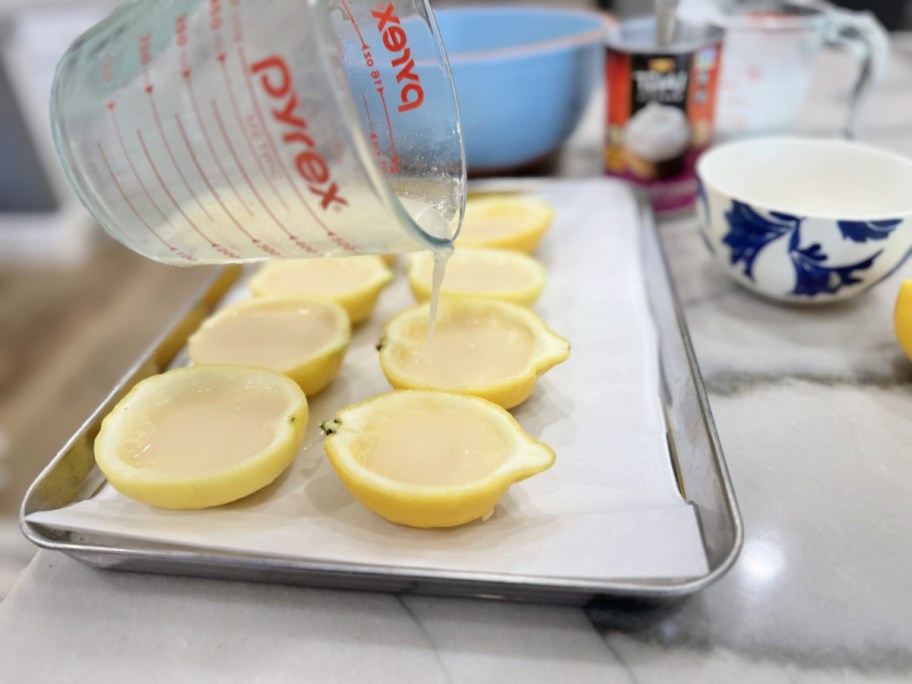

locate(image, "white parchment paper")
(27, 179), (709, 581)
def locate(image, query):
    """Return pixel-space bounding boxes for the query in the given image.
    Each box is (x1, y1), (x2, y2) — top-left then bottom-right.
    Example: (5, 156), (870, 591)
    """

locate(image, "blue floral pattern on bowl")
(720, 201), (904, 297)
(695, 139), (912, 303)
(695, 192), (911, 302)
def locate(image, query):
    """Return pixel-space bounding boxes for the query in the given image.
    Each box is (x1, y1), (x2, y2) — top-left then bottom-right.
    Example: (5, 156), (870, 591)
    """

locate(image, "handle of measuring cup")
(822, 8), (889, 140)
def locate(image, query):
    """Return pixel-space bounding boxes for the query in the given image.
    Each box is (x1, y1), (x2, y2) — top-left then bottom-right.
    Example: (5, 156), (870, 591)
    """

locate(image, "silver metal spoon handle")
(655, 0), (679, 46)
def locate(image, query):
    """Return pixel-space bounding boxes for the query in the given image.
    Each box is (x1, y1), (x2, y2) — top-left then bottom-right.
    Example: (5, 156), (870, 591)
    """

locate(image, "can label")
(605, 43), (721, 213)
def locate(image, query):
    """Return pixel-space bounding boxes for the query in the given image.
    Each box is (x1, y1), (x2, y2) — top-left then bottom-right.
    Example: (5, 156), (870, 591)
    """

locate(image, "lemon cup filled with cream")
(94, 365), (308, 509)
(322, 390), (555, 528)
(188, 296), (350, 395)
(407, 247), (546, 307)
(250, 255), (393, 325)
(457, 195), (554, 253)
(378, 299), (569, 409)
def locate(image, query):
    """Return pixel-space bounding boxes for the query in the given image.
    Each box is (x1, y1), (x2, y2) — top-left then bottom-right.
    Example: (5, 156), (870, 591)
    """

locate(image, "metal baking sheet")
(19, 179), (742, 604)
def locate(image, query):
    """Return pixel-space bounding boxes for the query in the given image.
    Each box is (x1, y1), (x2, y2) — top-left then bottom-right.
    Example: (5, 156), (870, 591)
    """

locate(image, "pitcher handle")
(822, 8), (889, 140)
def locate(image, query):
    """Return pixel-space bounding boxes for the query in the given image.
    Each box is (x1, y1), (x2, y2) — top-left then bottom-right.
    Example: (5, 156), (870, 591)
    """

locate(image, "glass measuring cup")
(710, 2), (888, 140)
(51, 0), (464, 264)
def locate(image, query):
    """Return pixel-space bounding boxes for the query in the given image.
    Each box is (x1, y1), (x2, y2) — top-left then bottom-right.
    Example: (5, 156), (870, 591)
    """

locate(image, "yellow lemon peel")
(188, 295), (350, 395)
(894, 280), (912, 361)
(322, 390), (555, 528)
(378, 298), (569, 409)
(250, 256), (393, 325)
(95, 365), (308, 509)
(407, 247), (546, 307)
(456, 195), (554, 253)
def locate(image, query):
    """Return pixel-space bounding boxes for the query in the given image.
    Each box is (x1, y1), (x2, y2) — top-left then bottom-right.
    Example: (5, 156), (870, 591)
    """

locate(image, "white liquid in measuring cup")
(163, 186), (456, 343)
(159, 193), (454, 260)
(51, 0), (465, 267)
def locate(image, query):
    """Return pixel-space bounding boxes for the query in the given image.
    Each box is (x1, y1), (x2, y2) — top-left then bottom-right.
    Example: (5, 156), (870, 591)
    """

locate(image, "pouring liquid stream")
(427, 249), (450, 347)
(400, 197), (456, 347)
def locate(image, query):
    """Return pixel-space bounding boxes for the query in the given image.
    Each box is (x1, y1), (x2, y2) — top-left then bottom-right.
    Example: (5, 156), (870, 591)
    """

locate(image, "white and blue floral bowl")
(696, 137), (912, 303)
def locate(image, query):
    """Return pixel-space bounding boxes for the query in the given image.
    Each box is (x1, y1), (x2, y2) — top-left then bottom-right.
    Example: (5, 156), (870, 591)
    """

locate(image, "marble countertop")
(2, 33), (912, 684)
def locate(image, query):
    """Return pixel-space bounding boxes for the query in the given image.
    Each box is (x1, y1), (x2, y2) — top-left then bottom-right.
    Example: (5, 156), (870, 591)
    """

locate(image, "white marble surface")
(2, 30), (912, 684)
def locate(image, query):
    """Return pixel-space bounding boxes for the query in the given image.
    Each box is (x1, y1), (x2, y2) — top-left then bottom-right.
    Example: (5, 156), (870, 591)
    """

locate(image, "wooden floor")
(0, 237), (216, 516)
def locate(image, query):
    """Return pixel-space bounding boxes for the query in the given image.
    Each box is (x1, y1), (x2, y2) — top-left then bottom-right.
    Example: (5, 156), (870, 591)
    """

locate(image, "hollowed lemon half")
(95, 365), (308, 509)
(250, 256), (393, 325)
(456, 195), (554, 253)
(895, 280), (912, 361)
(407, 247), (546, 307)
(188, 296), (350, 395)
(322, 390), (555, 528)
(378, 299), (569, 409)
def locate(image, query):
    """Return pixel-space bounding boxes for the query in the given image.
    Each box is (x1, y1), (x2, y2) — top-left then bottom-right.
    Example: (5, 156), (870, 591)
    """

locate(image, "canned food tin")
(604, 18), (724, 213)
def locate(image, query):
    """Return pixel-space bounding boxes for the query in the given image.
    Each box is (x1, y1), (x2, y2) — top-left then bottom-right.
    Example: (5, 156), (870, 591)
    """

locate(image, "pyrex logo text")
(250, 56), (347, 210)
(372, 3), (424, 113)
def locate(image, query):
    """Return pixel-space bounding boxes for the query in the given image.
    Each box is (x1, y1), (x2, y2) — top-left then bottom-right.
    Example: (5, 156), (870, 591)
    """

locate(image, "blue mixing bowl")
(435, 7), (608, 174)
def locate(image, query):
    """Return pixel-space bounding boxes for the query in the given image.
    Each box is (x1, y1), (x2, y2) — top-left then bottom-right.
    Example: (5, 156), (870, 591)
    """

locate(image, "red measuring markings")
(362, 93), (377, 136)
(232, 5), (356, 251)
(139, 33), (151, 67)
(341, 1), (398, 173)
(339, 0), (369, 51)
(210, 4), (324, 253)
(237, 46), (334, 216)
(231, 13), (284, 188)
(231, 0), (355, 251)
(136, 128), (240, 260)
(229, 3), (282, 185)
(361, 93), (386, 170)
(170, 11), (244, 233)
(246, 112), (284, 182)
(376, 87), (399, 174)
(143, 73), (213, 222)
(211, 100), (317, 254)
(181, 65), (253, 216)
(209, 0), (224, 31)
(248, 57), (349, 212)
(107, 103), (178, 233)
(216, 51), (290, 212)
(175, 13), (188, 48)
(97, 141), (194, 262)
(247, 55), (356, 252)
(174, 112), (278, 256)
